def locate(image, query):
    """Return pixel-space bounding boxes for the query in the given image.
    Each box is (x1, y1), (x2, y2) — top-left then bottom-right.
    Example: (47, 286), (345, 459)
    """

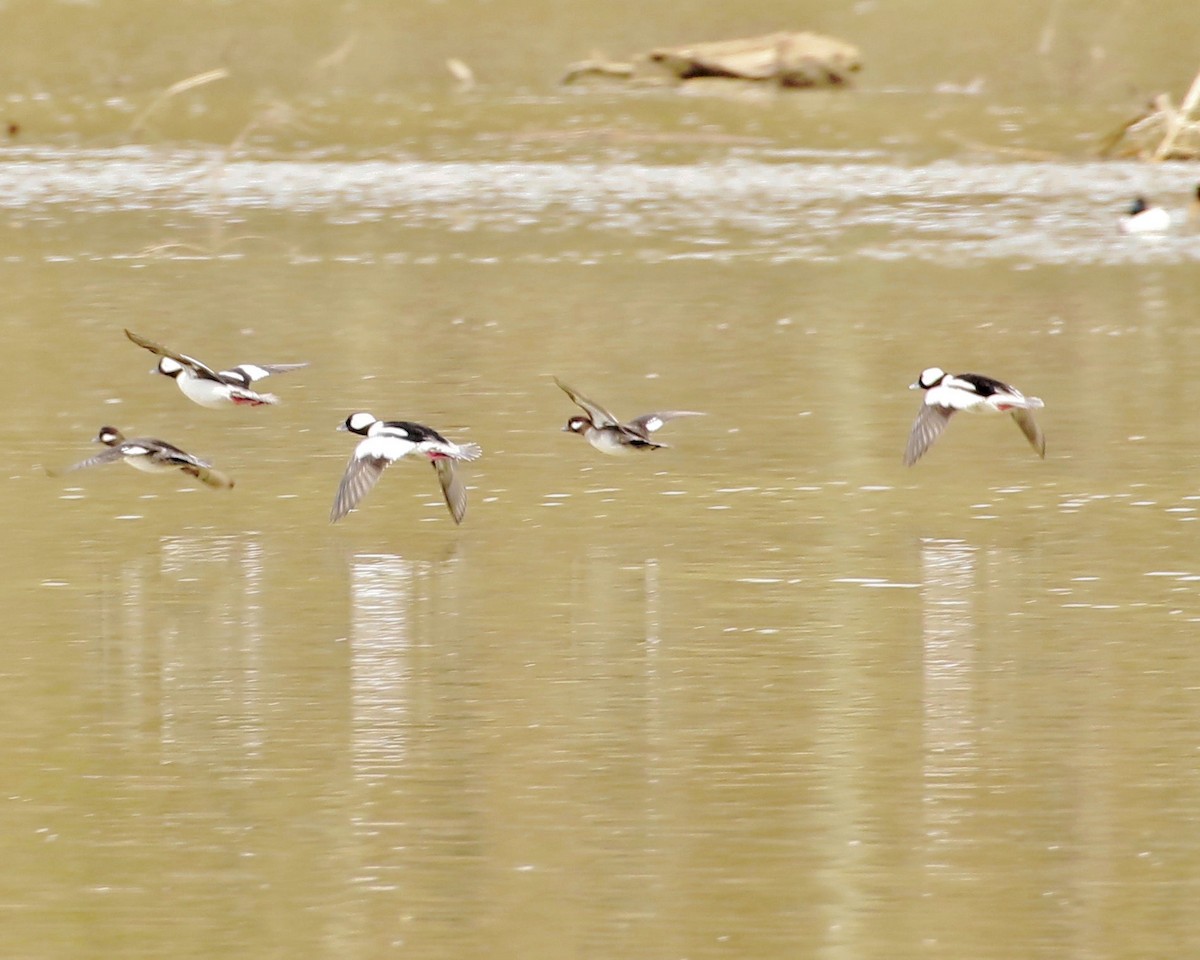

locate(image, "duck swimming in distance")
(1120, 196), (1171, 234)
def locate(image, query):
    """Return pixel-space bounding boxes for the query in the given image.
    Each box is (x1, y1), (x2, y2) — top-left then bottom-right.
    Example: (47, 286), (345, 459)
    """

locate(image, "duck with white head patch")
(1120, 196), (1171, 234)
(555, 377), (705, 455)
(56, 426), (233, 488)
(905, 367), (1045, 467)
(331, 412), (482, 524)
(125, 328), (308, 408)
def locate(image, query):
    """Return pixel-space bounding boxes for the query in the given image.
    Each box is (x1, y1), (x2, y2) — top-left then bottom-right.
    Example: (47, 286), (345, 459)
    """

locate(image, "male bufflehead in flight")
(330, 412), (482, 524)
(125, 328), (308, 408)
(905, 367), (1045, 466)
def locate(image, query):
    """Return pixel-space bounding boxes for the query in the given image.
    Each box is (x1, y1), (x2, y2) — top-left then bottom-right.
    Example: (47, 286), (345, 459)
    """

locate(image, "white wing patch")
(235, 364), (270, 382)
(942, 375), (981, 394)
(356, 434), (417, 464)
(374, 424), (412, 441)
(928, 384), (984, 412)
(122, 444), (153, 457)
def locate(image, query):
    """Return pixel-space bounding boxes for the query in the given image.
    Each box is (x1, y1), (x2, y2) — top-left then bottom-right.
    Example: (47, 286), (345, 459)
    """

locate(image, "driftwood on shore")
(562, 32), (861, 89)
(1099, 67), (1200, 161)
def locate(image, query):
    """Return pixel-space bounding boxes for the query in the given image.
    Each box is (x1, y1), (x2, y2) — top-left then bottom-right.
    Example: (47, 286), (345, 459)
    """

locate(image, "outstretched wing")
(554, 378), (622, 428)
(626, 410), (706, 437)
(219, 362), (310, 386)
(124, 328), (222, 381)
(433, 460), (469, 525)
(904, 404), (954, 466)
(330, 453), (389, 523)
(61, 447), (129, 473)
(144, 438), (213, 469)
(1011, 409), (1046, 458)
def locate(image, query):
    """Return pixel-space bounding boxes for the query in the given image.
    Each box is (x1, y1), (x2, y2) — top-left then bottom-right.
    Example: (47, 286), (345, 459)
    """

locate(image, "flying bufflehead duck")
(59, 426), (233, 488)
(905, 367), (1045, 466)
(1120, 196), (1171, 234)
(125, 328), (308, 408)
(555, 377), (704, 455)
(330, 412), (482, 524)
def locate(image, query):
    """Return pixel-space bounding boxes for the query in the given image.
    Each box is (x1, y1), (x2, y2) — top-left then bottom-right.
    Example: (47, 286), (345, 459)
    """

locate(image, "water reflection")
(94, 532), (267, 761)
(919, 538), (979, 877)
(348, 552), (435, 774)
(342, 550), (481, 953)
(643, 557), (660, 646)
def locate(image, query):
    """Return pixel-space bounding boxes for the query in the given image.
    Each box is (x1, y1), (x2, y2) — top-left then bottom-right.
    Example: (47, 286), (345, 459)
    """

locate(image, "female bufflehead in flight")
(555, 378), (704, 455)
(59, 426), (233, 488)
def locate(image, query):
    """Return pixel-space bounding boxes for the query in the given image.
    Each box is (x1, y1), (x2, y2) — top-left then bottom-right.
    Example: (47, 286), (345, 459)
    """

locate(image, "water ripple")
(2, 147), (1199, 265)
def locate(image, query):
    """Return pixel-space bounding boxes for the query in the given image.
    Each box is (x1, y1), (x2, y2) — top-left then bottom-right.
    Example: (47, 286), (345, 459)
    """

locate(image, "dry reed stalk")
(131, 67), (230, 134)
(1153, 66), (1200, 161)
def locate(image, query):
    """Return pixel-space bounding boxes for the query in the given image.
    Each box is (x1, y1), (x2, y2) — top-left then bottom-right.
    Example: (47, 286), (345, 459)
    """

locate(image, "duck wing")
(554, 378), (622, 428)
(124, 329), (222, 381)
(625, 409), (706, 438)
(219, 362), (310, 386)
(904, 404), (954, 466)
(330, 453), (389, 523)
(1011, 409), (1046, 458)
(433, 459), (469, 525)
(61, 447), (129, 473)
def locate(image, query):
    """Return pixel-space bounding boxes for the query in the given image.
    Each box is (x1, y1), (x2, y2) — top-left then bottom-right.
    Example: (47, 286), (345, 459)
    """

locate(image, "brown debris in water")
(1100, 67), (1200, 161)
(563, 31), (861, 89)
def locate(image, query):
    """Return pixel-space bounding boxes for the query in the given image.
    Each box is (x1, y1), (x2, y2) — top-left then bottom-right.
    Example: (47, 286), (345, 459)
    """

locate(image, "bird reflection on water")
(920, 538), (980, 869)
(92, 533), (267, 759)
